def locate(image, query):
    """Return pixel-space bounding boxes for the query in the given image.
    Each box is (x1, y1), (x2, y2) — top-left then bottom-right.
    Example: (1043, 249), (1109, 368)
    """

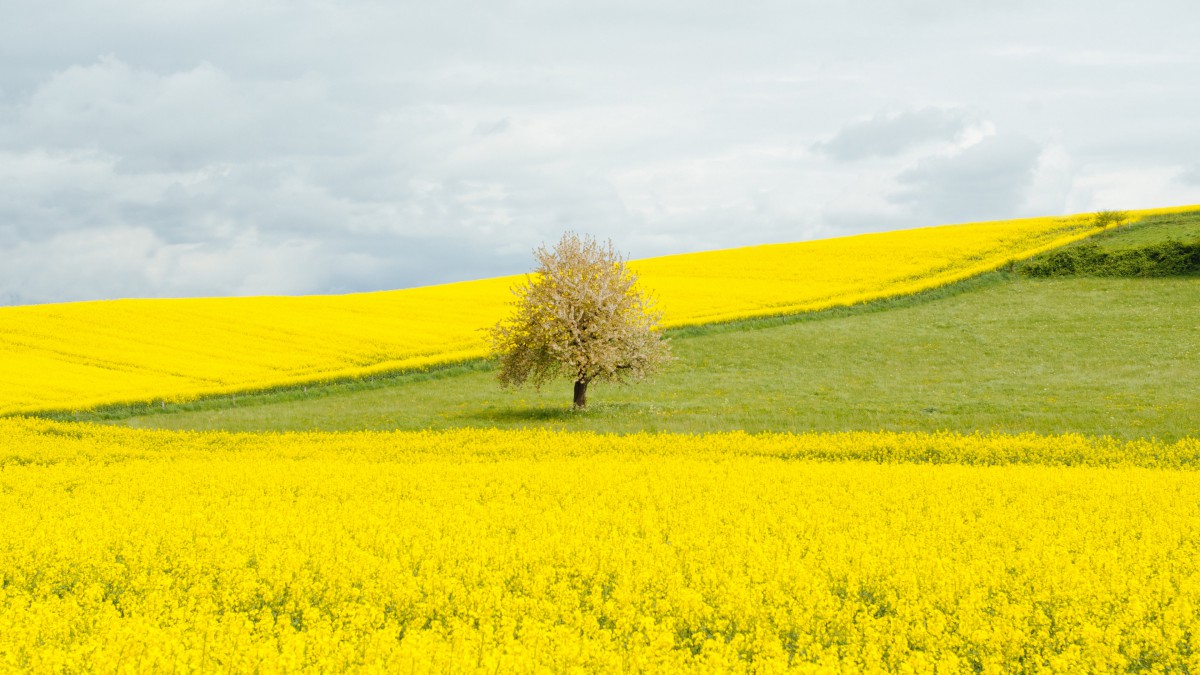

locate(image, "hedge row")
(1022, 239), (1200, 278)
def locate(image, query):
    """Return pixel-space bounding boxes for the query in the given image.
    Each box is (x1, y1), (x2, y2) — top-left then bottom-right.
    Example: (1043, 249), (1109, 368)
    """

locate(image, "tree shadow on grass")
(455, 401), (643, 427)
(471, 406), (577, 423)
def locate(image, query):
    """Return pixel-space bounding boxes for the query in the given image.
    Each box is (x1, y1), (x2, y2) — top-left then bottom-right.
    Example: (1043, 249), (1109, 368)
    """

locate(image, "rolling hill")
(85, 208), (1200, 441)
(5, 206), (1200, 673)
(5, 206), (1190, 417)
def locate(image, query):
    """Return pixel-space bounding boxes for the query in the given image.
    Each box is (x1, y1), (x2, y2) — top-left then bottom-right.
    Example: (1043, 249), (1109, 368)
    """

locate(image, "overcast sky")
(3, 0), (1199, 305)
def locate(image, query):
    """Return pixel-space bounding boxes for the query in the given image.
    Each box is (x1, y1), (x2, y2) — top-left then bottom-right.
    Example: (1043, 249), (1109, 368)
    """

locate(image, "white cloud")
(813, 108), (984, 161)
(1, 225), (386, 304)
(2, 0), (1199, 304)
(1068, 166), (1200, 213)
(1021, 141), (1077, 216)
(9, 57), (353, 170)
(1177, 165), (1200, 186)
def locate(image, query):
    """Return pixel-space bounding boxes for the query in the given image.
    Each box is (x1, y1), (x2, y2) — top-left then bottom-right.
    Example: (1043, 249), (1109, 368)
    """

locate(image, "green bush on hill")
(1022, 240), (1200, 278)
(1092, 209), (1130, 229)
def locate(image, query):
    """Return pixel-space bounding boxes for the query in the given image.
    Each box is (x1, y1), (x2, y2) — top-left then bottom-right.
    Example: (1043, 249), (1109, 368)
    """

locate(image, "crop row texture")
(3, 418), (1200, 674)
(3, 206), (1195, 415)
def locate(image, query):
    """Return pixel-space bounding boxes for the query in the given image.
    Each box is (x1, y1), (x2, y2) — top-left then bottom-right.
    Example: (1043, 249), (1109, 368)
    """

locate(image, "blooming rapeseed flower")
(1, 419), (1199, 673)
(3, 206), (1193, 415)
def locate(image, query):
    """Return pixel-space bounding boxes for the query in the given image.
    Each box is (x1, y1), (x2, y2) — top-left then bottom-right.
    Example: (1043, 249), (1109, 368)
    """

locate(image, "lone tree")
(1093, 209), (1130, 230)
(487, 232), (672, 408)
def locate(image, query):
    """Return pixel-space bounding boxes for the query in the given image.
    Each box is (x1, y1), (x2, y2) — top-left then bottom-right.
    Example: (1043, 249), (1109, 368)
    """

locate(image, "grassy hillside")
(52, 209), (1200, 440)
(1022, 210), (1200, 278)
(1088, 209), (1200, 250)
(7, 207), (1146, 416)
(87, 281), (1198, 440)
(95, 277), (1198, 440)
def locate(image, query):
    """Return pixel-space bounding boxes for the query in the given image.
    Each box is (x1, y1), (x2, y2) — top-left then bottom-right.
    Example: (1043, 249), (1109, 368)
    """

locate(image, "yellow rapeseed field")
(5, 208), (1199, 672)
(2, 418), (1199, 674)
(3, 206), (1193, 415)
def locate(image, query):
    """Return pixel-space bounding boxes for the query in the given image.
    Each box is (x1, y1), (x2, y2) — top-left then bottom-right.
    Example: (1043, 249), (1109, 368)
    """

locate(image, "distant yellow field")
(0, 206), (1191, 415)
(3, 418), (1198, 674)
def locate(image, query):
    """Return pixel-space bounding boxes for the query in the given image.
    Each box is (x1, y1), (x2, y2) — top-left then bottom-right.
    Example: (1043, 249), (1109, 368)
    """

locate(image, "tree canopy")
(487, 232), (672, 407)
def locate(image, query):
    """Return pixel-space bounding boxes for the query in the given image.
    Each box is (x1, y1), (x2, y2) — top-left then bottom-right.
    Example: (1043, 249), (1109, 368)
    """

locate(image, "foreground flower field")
(3, 419), (1199, 673)
(5, 206), (1193, 416)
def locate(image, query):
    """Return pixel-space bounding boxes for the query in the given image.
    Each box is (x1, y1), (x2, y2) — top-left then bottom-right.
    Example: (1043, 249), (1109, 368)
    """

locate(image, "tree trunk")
(573, 379), (588, 408)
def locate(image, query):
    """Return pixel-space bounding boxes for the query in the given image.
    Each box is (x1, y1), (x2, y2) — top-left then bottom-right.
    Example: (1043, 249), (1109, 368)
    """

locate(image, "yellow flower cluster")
(3, 418), (1199, 673)
(3, 206), (1193, 415)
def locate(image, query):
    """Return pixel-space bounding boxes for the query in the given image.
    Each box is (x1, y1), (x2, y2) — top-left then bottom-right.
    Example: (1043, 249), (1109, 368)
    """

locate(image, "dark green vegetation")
(60, 210), (1200, 440)
(1021, 240), (1199, 278)
(1022, 210), (1200, 278)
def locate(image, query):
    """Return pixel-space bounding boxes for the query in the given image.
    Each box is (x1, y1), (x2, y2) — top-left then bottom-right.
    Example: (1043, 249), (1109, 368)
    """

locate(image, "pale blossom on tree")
(488, 232), (672, 408)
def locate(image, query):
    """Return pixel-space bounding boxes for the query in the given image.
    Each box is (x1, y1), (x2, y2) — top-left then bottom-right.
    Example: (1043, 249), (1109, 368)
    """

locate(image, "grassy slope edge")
(76, 210), (1200, 441)
(9, 206), (1192, 418)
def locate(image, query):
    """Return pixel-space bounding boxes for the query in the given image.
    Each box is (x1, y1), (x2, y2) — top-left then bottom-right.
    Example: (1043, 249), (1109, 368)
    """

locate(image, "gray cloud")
(814, 108), (981, 161)
(2, 0), (1200, 305)
(891, 135), (1044, 224)
(7, 58), (345, 167)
